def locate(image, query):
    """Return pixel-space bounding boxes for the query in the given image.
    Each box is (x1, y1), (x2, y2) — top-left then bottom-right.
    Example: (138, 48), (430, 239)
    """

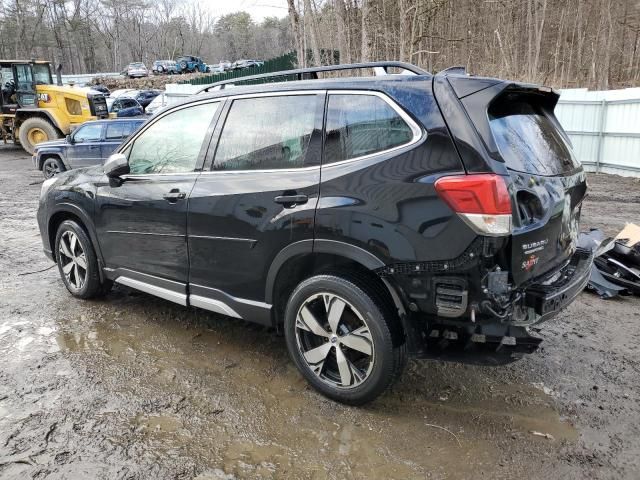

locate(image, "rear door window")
(489, 101), (580, 176)
(105, 122), (126, 141)
(324, 93), (416, 164)
(213, 95), (318, 171)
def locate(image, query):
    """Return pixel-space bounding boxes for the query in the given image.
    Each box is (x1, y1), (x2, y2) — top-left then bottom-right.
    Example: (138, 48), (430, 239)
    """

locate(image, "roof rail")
(196, 61), (430, 93)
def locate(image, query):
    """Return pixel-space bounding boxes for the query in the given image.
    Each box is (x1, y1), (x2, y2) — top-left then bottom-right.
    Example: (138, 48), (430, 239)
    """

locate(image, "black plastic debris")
(579, 224), (640, 299)
(585, 264), (627, 299)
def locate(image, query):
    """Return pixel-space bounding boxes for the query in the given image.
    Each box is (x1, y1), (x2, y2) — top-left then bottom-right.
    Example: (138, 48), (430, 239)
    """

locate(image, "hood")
(35, 138), (67, 150)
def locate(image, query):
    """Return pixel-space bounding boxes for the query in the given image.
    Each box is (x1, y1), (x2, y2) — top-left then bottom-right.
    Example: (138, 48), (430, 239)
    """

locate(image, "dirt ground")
(92, 71), (213, 91)
(0, 144), (639, 480)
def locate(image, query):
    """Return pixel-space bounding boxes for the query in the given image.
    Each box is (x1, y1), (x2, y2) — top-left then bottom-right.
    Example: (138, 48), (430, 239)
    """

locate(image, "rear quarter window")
(489, 100), (580, 176)
(324, 93), (416, 164)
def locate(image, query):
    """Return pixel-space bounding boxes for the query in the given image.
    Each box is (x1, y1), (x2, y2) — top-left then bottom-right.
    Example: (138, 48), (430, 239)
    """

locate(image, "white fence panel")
(557, 89), (640, 177)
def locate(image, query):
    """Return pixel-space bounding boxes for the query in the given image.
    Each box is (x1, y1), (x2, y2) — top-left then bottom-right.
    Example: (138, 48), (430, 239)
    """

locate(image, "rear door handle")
(89, 145), (100, 150)
(163, 190), (186, 203)
(274, 194), (308, 206)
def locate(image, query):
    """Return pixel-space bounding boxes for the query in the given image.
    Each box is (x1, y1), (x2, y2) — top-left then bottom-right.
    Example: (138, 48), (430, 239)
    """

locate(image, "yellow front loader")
(0, 60), (108, 154)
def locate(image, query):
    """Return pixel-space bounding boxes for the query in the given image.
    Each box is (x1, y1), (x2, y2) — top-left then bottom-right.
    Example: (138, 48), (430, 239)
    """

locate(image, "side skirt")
(104, 268), (272, 326)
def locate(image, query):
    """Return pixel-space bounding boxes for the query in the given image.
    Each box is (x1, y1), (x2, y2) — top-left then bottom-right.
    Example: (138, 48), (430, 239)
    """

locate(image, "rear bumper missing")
(524, 247), (593, 322)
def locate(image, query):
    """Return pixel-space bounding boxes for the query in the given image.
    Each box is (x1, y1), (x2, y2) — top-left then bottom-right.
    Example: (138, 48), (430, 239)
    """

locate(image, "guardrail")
(60, 72), (122, 85)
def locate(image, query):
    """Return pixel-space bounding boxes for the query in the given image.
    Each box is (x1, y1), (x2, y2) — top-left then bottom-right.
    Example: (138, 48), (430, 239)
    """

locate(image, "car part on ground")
(580, 224), (640, 298)
(37, 61), (592, 404)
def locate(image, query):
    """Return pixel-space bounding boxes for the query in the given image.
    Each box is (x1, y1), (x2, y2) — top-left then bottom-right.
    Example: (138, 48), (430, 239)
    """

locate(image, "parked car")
(36, 62), (591, 405)
(90, 84), (111, 97)
(208, 64), (224, 74)
(32, 118), (145, 178)
(145, 93), (169, 115)
(232, 59), (264, 70)
(119, 89), (161, 109)
(126, 62), (148, 78)
(152, 60), (179, 75)
(176, 55), (209, 73)
(106, 96), (144, 117)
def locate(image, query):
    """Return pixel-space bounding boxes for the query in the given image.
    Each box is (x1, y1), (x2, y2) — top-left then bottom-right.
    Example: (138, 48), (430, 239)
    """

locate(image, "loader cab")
(0, 61), (53, 113)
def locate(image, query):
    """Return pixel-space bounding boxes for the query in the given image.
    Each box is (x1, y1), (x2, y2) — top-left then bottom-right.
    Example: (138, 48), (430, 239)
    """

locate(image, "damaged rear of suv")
(391, 69), (592, 359)
(37, 62), (591, 405)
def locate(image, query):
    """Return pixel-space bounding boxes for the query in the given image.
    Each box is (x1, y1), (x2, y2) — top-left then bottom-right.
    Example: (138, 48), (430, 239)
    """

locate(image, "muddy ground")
(0, 145), (639, 480)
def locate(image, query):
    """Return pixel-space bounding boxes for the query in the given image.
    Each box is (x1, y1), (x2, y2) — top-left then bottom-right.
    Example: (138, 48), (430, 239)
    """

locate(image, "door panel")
(13, 64), (36, 107)
(188, 93), (324, 303)
(96, 174), (197, 281)
(95, 101), (222, 284)
(67, 123), (104, 168)
(188, 170), (320, 301)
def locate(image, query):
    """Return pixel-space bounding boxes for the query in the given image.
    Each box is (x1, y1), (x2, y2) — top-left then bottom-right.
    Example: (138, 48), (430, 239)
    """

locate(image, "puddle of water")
(47, 301), (578, 479)
(133, 414), (183, 434)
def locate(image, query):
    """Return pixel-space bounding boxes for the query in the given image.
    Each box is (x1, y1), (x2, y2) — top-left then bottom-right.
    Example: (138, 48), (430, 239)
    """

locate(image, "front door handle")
(274, 194), (308, 207)
(163, 189), (186, 203)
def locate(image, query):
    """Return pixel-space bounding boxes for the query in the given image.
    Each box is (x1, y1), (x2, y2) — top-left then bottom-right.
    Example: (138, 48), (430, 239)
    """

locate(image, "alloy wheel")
(295, 293), (375, 389)
(43, 160), (61, 178)
(58, 231), (87, 290)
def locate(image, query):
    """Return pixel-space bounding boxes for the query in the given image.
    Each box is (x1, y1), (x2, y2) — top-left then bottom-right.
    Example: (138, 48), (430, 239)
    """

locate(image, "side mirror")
(103, 153), (129, 178)
(66, 134), (74, 144)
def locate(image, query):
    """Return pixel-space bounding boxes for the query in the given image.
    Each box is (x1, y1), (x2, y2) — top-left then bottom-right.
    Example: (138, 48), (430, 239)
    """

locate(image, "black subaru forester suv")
(37, 62), (591, 405)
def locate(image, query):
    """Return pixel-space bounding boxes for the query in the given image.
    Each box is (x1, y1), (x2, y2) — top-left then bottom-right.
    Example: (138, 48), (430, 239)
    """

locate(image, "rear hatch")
(435, 74), (587, 285)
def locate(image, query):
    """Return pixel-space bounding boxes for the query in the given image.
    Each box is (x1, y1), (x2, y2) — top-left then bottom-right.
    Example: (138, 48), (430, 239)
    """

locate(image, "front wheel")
(42, 156), (65, 179)
(18, 117), (60, 154)
(54, 220), (112, 299)
(284, 274), (406, 405)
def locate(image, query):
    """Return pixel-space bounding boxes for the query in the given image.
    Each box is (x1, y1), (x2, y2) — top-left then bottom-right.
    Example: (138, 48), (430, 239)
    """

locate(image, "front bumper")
(524, 247), (593, 322)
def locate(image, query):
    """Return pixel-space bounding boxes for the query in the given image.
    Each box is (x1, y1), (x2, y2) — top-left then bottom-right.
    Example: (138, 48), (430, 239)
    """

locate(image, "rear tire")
(42, 156), (65, 179)
(18, 117), (60, 154)
(284, 273), (406, 405)
(54, 220), (112, 299)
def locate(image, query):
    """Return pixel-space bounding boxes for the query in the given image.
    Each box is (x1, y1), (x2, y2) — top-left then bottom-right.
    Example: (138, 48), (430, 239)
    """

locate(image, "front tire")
(55, 220), (111, 299)
(42, 156), (65, 179)
(18, 117), (60, 154)
(284, 274), (406, 405)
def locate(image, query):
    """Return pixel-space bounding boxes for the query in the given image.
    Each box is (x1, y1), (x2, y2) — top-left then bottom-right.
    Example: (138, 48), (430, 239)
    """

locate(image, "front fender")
(35, 148), (66, 170)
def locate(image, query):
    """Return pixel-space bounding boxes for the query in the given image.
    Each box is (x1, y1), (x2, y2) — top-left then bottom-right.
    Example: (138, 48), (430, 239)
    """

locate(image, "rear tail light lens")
(435, 174), (512, 236)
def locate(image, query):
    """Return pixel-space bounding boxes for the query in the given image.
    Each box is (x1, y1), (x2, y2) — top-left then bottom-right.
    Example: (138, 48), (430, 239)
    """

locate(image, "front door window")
(128, 102), (219, 175)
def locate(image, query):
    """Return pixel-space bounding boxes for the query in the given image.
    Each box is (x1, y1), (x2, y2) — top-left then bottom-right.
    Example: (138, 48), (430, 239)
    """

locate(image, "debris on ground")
(530, 431), (555, 440)
(580, 224), (640, 298)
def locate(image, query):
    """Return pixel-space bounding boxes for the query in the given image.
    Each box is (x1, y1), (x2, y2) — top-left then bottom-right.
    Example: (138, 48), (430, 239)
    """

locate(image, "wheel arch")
(47, 204), (105, 280)
(37, 151), (65, 170)
(266, 240), (408, 339)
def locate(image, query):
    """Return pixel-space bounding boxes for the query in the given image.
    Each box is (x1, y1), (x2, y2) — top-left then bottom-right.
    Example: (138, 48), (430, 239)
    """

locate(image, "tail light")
(435, 174), (512, 236)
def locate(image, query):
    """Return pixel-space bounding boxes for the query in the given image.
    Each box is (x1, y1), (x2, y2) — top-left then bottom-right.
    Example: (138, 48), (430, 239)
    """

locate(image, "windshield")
(33, 64), (52, 85)
(489, 100), (580, 176)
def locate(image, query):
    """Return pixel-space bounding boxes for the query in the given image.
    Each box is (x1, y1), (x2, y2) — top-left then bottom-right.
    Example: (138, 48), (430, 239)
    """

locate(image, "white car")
(126, 62), (148, 78)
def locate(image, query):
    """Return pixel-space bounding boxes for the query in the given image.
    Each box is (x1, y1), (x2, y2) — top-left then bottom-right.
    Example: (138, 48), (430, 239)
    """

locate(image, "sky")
(204, 0), (289, 20)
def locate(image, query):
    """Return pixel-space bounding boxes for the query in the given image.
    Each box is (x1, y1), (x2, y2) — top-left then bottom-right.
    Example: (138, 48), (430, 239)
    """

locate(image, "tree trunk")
(303, 0), (322, 65)
(361, 0), (375, 62)
(287, 0), (305, 67)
